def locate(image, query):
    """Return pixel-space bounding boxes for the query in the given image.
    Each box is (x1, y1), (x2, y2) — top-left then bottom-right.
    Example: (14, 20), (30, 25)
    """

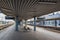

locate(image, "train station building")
(0, 0), (60, 40)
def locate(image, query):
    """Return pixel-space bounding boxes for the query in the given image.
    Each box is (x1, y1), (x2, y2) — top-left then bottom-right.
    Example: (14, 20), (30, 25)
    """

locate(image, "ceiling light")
(38, 0), (57, 5)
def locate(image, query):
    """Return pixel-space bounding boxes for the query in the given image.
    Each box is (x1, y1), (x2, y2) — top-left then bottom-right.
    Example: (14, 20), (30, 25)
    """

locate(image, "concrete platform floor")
(0, 24), (60, 40)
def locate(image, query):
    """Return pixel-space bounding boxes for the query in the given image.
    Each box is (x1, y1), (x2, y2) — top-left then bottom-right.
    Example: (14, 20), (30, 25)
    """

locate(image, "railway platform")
(0, 24), (60, 40)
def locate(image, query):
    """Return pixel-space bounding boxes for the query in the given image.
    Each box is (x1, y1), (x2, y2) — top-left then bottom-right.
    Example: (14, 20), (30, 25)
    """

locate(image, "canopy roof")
(0, 0), (60, 20)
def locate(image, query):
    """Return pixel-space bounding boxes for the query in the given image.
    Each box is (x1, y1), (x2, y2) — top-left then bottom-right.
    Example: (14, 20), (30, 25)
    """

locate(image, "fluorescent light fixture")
(38, 2), (56, 4)
(38, 0), (57, 5)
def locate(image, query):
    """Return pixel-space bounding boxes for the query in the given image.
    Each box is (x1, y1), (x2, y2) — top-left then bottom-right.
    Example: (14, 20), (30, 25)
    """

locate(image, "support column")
(55, 20), (57, 28)
(21, 20), (23, 27)
(18, 20), (21, 31)
(34, 17), (36, 31)
(18, 21), (20, 25)
(15, 16), (19, 31)
(25, 20), (27, 27)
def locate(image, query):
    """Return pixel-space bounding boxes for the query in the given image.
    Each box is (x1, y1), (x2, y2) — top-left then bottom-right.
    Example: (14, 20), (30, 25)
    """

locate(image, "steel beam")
(15, 16), (19, 31)
(34, 17), (36, 31)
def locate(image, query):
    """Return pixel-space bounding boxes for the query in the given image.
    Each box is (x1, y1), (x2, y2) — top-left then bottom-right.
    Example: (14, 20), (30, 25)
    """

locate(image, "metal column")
(34, 17), (36, 31)
(15, 16), (19, 31)
(21, 20), (23, 27)
(25, 20), (27, 27)
(55, 20), (57, 28)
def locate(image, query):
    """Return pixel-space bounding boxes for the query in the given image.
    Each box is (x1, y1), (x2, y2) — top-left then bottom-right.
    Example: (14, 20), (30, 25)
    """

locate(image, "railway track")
(0, 23), (14, 30)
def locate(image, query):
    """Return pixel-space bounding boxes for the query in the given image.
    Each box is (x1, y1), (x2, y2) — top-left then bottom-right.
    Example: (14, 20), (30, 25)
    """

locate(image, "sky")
(0, 13), (6, 20)
(0, 13), (6, 18)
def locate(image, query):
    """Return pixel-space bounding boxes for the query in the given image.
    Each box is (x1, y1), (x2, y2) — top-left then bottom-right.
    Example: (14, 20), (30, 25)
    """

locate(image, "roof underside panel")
(0, 0), (60, 20)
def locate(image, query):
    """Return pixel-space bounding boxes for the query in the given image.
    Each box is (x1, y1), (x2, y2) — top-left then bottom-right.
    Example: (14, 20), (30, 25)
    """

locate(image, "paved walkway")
(0, 24), (60, 40)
